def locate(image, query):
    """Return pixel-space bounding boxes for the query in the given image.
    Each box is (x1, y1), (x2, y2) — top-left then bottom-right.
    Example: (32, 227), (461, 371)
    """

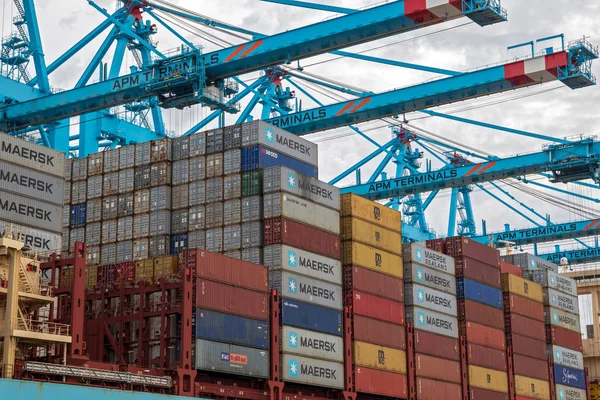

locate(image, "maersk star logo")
(417, 289), (425, 303)
(287, 172), (296, 189)
(288, 250), (297, 268)
(552, 294), (557, 305)
(416, 248), (423, 262)
(558, 388), (565, 400)
(416, 267), (424, 282)
(531, 259), (536, 268)
(265, 128), (274, 143)
(417, 311), (425, 326)
(289, 360), (299, 377)
(553, 311), (559, 322)
(550, 274), (556, 285)
(288, 332), (298, 348)
(556, 349), (561, 360)
(288, 277), (298, 294)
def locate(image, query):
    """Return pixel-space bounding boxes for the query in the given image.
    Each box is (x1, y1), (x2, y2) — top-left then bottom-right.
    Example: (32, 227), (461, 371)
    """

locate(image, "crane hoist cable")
(154, 10), (234, 48)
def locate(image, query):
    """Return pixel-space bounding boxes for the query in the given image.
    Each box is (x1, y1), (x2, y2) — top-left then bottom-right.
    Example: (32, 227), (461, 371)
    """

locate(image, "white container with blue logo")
(282, 354), (344, 389)
(555, 384), (587, 400)
(532, 270), (577, 296)
(263, 166), (340, 210)
(545, 307), (581, 333)
(550, 345), (584, 370)
(264, 244), (342, 285)
(543, 288), (579, 314)
(264, 192), (340, 235)
(404, 263), (456, 294)
(405, 283), (458, 317)
(270, 270), (342, 310)
(403, 243), (456, 275)
(406, 306), (459, 339)
(281, 326), (343, 362)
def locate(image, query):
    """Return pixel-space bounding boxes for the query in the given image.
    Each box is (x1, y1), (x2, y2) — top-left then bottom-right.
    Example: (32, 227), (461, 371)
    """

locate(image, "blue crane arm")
(202, 0), (507, 80)
(538, 245), (600, 266)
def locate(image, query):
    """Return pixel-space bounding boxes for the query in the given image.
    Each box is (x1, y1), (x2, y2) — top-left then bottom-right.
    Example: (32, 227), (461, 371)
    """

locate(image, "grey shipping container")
(189, 181), (206, 206)
(87, 246), (100, 266)
(103, 172), (119, 196)
(195, 339), (268, 378)
(555, 385), (586, 400)
(104, 148), (120, 172)
(134, 189), (150, 214)
(0, 160), (64, 205)
(188, 230), (206, 250)
(151, 162), (172, 186)
(0, 220), (62, 252)
(224, 174), (242, 200)
(0, 191), (63, 233)
(173, 160), (189, 185)
(224, 149), (241, 175)
(173, 136), (190, 161)
(102, 196), (118, 220)
(189, 132), (206, 156)
(242, 222), (263, 249)
(172, 209), (189, 234)
(101, 243), (117, 265)
(271, 271), (342, 310)
(87, 175), (103, 199)
(64, 181), (71, 204)
(189, 156), (206, 181)
(134, 166), (151, 189)
(149, 235), (170, 257)
(151, 138), (171, 162)
(88, 153), (103, 176)
(72, 159), (87, 181)
(102, 220), (117, 244)
(61, 227), (70, 253)
(0, 133), (66, 177)
(150, 186), (172, 211)
(206, 128), (223, 154)
(149, 210), (171, 236)
(545, 308), (581, 333)
(207, 153), (223, 178)
(119, 145), (136, 169)
(223, 224), (242, 251)
(70, 227), (85, 247)
(65, 158), (73, 181)
(118, 216), (133, 241)
(224, 125), (242, 150)
(241, 121), (318, 167)
(281, 326), (343, 362)
(119, 168), (134, 192)
(85, 222), (102, 246)
(550, 345), (584, 370)
(206, 177), (223, 203)
(406, 306), (459, 339)
(223, 250), (241, 259)
(543, 288), (579, 314)
(242, 196), (263, 222)
(87, 199), (102, 223)
(62, 206), (70, 227)
(404, 263), (457, 295)
(135, 142), (151, 166)
(405, 283), (457, 317)
(264, 192), (340, 235)
(133, 238), (149, 261)
(116, 240), (133, 263)
(532, 270), (577, 296)
(263, 166), (340, 211)
(281, 354), (343, 389)
(117, 193), (134, 217)
(134, 213), (150, 238)
(403, 244), (456, 276)
(189, 205), (206, 231)
(206, 202), (223, 229)
(242, 247), (263, 265)
(172, 184), (189, 210)
(263, 244), (342, 285)
(508, 253), (559, 274)
(71, 181), (87, 204)
(223, 199), (241, 226)
(205, 227), (223, 253)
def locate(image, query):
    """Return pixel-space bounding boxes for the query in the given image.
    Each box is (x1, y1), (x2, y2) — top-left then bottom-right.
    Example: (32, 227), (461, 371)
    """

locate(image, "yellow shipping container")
(501, 273), (543, 303)
(468, 365), (508, 393)
(86, 266), (98, 289)
(514, 375), (550, 400)
(342, 241), (403, 278)
(353, 341), (406, 373)
(135, 260), (153, 283)
(154, 256), (177, 280)
(341, 217), (402, 255)
(341, 193), (401, 232)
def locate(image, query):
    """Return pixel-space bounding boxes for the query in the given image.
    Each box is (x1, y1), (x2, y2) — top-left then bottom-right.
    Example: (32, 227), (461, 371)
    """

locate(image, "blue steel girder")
(539, 243), (600, 265)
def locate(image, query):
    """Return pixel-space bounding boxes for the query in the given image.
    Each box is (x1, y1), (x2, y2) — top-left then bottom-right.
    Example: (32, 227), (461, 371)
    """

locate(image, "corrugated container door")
(189, 132), (206, 156)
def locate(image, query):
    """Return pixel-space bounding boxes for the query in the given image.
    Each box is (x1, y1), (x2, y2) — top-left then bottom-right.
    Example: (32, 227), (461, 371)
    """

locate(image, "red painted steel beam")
(343, 307), (356, 400)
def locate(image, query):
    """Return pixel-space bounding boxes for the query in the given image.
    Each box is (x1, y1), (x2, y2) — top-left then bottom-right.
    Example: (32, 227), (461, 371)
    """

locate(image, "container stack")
(403, 243), (461, 400)
(445, 237), (509, 400)
(501, 273), (551, 400)
(341, 193), (407, 399)
(532, 270), (586, 399)
(191, 250), (270, 378)
(501, 253), (558, 279)
(263, 168), (344, 390)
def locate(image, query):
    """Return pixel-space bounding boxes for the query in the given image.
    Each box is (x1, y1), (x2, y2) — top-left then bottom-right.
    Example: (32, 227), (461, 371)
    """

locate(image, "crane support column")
(1, 236), (24, 378)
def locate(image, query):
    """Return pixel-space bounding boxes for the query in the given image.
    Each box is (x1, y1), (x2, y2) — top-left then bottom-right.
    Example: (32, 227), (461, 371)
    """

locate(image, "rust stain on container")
(458, 299), (504, 330)
(512, 354), (550, 381)
(353, 315), (406, 349)
(414, 329), (459, 361)
(546, 325), (583, 351)
(506, 332), (548, 360)
(354, 367), (407, 398)
(505, 313), (546, 340)
(467, 343), (507, 372)
(416, 377), (462, 400)
(461, 321), (506, 350)
(503, 292), (545, 322)
(446, 237), (500, 267)
(415, 353), (461, 383)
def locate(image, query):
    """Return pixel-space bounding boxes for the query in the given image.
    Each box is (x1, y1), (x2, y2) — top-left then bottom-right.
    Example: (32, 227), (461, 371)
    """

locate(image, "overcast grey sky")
(3, 0), (600, 255)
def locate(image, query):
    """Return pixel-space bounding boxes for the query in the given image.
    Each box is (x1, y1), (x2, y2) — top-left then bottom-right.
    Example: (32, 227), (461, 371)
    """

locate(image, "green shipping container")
(242, 171), (263, 197)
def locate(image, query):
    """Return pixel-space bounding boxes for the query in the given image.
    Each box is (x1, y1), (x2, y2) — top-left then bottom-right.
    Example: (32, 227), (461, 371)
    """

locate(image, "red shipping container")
(191, 250), (268, 292)
(503, 293), (544, 322)
(512, 354), (550, 381)
(425, 238), (447, 254)
(500, 261), (523, 277)
(467, 343), (507, 372)
(196, 279), (268, 321)
(446, 236), (500, 267)
(458, 299), (504, 330)
(264, 217), (341, 259)
(460, 321), (505, 350)
(505, 313), (545, 340)
(455, 256), (501, 288)
(97, 264), (117, 287)
(414, 329), (460, 361)
(354, 367), (407, 398)
(343, 265), (404, 302)
(346, 290), (405, 325)
(417, 378), (462, 400)
(116, 262), (135, 282)
(353, 315), (406, 349)
(506, 333), (547, 360)
(546, 325), (583, 351)
(415, 353), (461, 383)
(470, 387), (509, 400)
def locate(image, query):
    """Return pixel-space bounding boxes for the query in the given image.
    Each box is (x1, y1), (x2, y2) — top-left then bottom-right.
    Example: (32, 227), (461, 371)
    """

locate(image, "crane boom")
(539, 245), (600, 265)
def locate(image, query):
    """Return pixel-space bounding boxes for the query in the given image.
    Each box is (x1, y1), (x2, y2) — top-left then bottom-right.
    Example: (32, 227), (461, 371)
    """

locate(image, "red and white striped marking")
(405, 0), (463, 23)
(504, 52), (568, 85)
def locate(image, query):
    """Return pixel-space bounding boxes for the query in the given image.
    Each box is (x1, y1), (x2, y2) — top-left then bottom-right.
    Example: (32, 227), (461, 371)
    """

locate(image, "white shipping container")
(223, 199), (241, 226)
(119, 145), (136, 169)
(61, 227), (70, 253)
(532, 270), (577, 296)
(62, 206), (70, 227)
(224, 174), (241, 200)
(135, 142), (151, 166)
(101, 243), (117, 265)
(405, 283), (457, 317)
(223, 224), (241, 251)
(271, 270), (342, 310)
(118, 216), (133, 241)
(65, 158), (73, 181)
(134, 189), (150, 214)
(189, 206), (206, 231)
(550, 345), (584, 370)
(0, 160), (64, 205)
(241, 196), (262, 222)
(205, 227), (223, 253)
(224, 149), (241, 175)
(545, 308), (581, 333)
(173, 160), (189, 185)
(149, 210), (171, 236)
(72, 158), (88, 181)
(189, 132), (206, 156)
(117, 193), (134, 217)
(173, 136), (189, 161)
(404, 263), (457, 295)
(281, 354), (343, 389)
(150, 186), (172, 211)
(71, 180), (87, 204)
(87, 175), (103, 199)
(0, 191), (63, 233)
(403, 243), (456, 276)
(70, 227), (85, 246)
(543, 288), (579, 315)
(263, 245), (342, 285)
(87, 199), (102, 223)
(242, 247), (263, 264)
(555, 385), (586, 400)
(172, 184), (189, 210)
(119, 168), (134, 193)
(133, 214), (150, 238)
(188, 230), (205, 250)
(150, 162), (171, 186)
(206, 153), (223, 178)
(264, 193), (340, 235)
(189, 181), (206, 206)
(102, 220), (117, 244)
(242, 222), (263, 249)
(87, 246), (100, 266)
(282, 326), (343, 362)
(85, 222), (102, 246)
(189, 156), (206, 181)
(0, 219), (61, 252)
(0, 133), (66, 177)
(102, 196), (118, 220)
(64, 181), (71, 204)
(406, 306), (459, 339)
(133, 239), (150, 261)
(206, 177), (223, 203)
(116, 240), (133, 263)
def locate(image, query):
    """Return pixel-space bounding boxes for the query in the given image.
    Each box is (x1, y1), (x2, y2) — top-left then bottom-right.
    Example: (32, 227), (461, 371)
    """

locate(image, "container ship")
(0, 123), (589, 400)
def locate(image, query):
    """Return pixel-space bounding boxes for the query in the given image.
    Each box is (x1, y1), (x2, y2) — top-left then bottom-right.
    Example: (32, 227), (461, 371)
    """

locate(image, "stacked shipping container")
(502, 253), (558, 279)
(340, 193), (407, 398)
(403, 243), (461, 400)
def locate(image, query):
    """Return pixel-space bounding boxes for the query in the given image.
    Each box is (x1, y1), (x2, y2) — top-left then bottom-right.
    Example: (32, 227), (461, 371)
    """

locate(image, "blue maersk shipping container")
(195, 309), (269, 349)
(281, 298), (342, 336)
(69, 203), (86, 228)
(170, 234), (188, 254)
(241, 145), (318, 178)
(553, 364), (586, 390)
(457, 278), (503, 309)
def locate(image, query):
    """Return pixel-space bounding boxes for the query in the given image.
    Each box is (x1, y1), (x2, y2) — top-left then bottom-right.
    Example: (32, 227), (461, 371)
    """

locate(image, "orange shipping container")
(461, 321), (506, 350)
(415, 353), (461, 383)
(354, 367), (407, 398)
